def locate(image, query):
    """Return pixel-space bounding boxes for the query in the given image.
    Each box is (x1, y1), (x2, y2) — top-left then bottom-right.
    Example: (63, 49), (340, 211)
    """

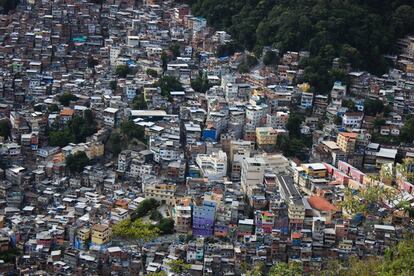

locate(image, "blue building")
(192, 200), (216, 237)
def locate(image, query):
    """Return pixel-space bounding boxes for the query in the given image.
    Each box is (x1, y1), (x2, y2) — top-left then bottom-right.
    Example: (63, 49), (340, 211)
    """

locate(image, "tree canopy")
(120, 120), (145, 142)
(49, 112), (97, 147)
(0, 119), (11, 140)
(115, 64), (131, 78)
(191, 72), (211, 93)
(131, 198), (160, 220)
(112, 219), (159, 243)
(400, 118), (414, 144)
(58, 92), (78, 107)
(66, 151), (90, 173)
(0, 0), (19, 14)
(318, 238), (414, 276)
(190, 0), (414, 92)
(156, 76), (184, 100)
(167, 259), (191, 274)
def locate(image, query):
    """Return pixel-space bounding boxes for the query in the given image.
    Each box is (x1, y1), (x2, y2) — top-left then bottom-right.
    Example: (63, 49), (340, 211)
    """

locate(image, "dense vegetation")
(0, 119), (11, 140)
(58, 92), (78, 107)
(106, 120), (146, 156)
(66, 152), (90, 173)
(0, 0), (19, 13)
(189, 0), (414, 92)
(49, 110), (97, 148)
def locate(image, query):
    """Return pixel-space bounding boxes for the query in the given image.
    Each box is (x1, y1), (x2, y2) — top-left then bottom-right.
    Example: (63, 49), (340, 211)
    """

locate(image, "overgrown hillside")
(0, 0), (19, 13)
(189, 0), (414, 92)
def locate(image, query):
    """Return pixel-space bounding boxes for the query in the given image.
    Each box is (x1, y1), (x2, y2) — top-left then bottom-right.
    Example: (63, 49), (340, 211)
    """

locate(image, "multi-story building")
(91, 224), (111, 246)
(173, 204), (192, 233)
(229, 140), (255, 181)
(192, 200), (216, 237)
(144, 182), (176, 205)
(256, 127), (277, 148)
(266, 111), (289, 129)
(277, 175), (305, 231)
(103, 107), (121, 127)
(195, 150), (227, 180)
(337, 132), (357, 154)
(245, 104), (269, 128)
(342, 112), (363, 129)
(241, 157), (266, 195)
(331, 81), (347, 106)
(255, 211), (275, 234)
(301, 91), (313, 109)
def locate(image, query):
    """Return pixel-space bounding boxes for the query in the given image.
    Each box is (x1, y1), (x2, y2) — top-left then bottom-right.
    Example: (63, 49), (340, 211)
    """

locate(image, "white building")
(195, 150), (228, 180)
(246, 104), (269, 128)
(103, 107), (120, 127)
(301, 92), (313, 109)
(342, 112), (364, 128)
(241, 156), (266, 194)
(331, 81), (347, 106)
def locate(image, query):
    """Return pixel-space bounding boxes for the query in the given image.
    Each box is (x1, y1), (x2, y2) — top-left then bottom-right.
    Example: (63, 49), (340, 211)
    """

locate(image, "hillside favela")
(0, 0), (414, 275)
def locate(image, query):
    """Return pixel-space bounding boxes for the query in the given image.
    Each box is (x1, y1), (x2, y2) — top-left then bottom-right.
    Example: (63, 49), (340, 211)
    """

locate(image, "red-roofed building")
(307, 196), (340, 223)
(60, 108), (74, 124)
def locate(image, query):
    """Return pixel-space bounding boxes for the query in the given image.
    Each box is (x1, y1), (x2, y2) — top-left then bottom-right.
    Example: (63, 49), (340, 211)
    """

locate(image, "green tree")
(146, 69), (158, 78)
(115, 64), (130, 78)
(161, 51), (168, 72)
(87, 56), (98, 68)
(216, 41), (240, 57)
(112, 219), (160, 271)
(169, 43), (181, 59)
(157, 76), (184, 100)
(400, 118), (414, 144)
(0, 0), (19, 13)
(167, 259), (191, 274)
(0, 248), (21, 263)
(245, 261), (265, 276)
(342, 99), (357, 111)
(373, 118), (386, 131)
(120, 120), (145, 142)
(132, 93), (147, 110)
(191, 0), (414, 93)
(364, 99), (385, 116)
(286, 115), (303, 139)
(237, 63), (249, 73)
(148, 272), (167, 276)
(66, 152), (90, 173)
(149, 210), (163, 221)
(0, 119), (11, 140)
(49, 130), (72, 147)
(48, 104), (59, 113)
(157, 218), (174, 235)
(110, 80), (117, 91)
(269, 261), (303, 276)
(263, 50), (278, 66)
(191, 72), (211, 93)
(131, 198), (160, 220)
(112, 219), (159, 241)
(106, 133), (123, 156)
(58, 92), (78, 107)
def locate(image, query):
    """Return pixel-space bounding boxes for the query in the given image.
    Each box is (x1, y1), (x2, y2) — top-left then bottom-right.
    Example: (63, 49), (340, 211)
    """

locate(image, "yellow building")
(301, 163), (327, 178)
(77, 228), (90, 241)
(337, 132), (357, 153)
(91, 224), (111, 245)
(144, 183), (177, 205)
(252, 87), (269, 97)
(86, 142), (104, 159)
(256, 127), (277, 146)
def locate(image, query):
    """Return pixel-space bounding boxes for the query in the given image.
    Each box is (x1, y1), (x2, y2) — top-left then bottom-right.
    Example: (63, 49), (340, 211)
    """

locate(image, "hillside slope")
(189, 0), (414, 92)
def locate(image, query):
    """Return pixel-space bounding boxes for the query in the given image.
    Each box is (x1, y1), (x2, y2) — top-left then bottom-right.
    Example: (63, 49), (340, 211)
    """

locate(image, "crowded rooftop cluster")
(0, 0), (414, 275)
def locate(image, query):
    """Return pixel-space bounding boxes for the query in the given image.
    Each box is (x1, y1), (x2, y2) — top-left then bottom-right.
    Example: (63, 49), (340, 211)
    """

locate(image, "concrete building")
(195, 150), (227, 180)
